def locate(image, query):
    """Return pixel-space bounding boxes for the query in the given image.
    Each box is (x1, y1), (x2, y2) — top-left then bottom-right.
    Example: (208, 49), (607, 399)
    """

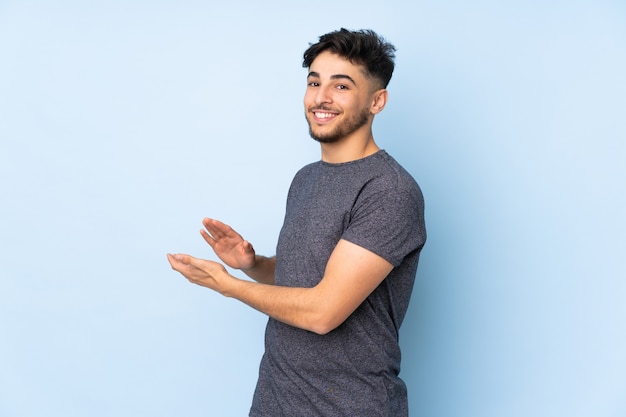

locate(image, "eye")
(336, 84), (349, 90)
(308, 81), (320, 87)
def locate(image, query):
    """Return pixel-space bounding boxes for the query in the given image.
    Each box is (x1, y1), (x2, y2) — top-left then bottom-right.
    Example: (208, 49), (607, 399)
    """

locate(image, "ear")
(370, 89), (388, 115)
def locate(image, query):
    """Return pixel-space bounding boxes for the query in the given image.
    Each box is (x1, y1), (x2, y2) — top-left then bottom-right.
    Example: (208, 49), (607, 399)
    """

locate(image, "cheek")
(303, 90), (316, 107)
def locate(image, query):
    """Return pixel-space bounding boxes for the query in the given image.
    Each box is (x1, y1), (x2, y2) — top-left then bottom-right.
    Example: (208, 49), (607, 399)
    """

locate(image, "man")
(168, 28), (426, 416)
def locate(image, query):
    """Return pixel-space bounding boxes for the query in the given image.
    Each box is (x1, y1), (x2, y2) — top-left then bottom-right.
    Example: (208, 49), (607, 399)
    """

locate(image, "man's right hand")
(200, 218), (256, 271)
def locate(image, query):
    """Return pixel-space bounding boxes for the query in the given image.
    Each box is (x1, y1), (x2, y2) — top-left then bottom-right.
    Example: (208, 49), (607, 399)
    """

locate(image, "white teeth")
(315, 112), (334, 119)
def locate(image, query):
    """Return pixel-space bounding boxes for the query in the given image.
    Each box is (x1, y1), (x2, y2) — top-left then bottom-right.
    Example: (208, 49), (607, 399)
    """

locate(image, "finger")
(176, 253), (207, 271)
(200, 229), (217, 248)
(167, 253), (197, 268)
(167, 253), (188, 274)
(168, 252), (186, 263)
(202, 218), (227, 239)
(204, 218), (240, 240)
(166, 252), (178, 265)
(168, 254), (206, 281)
(167, 253), (184, 267)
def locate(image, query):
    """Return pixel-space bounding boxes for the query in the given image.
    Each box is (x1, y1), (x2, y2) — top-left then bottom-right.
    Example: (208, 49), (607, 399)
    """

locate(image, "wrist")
(221, 274), (244, 298)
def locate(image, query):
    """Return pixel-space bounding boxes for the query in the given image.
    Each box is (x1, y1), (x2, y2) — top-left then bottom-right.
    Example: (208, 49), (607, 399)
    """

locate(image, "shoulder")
(342, 152), (426, 265)
(363, 151), (424, 206)
(285, 161), (321, 193)
(291, 160), (320, 181)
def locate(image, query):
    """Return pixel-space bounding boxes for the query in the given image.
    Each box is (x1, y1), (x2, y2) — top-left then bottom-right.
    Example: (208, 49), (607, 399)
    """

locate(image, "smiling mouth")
(312, 111), (338, 121)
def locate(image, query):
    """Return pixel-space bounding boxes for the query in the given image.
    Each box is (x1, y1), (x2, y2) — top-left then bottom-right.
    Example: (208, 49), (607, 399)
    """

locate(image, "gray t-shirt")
(250, 150), (426, 417)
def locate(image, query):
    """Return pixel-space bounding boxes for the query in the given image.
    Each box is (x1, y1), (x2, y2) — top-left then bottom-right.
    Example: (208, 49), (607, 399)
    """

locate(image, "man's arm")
(241, 255), (276, 285)
(167, 238), (393, 335)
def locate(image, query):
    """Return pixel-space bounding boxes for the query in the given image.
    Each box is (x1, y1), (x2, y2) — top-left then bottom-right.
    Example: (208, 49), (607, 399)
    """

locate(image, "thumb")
(243, 240), (255, 253)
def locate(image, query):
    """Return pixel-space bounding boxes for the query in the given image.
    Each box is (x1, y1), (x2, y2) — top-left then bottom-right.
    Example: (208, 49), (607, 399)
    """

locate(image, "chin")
(308, 127), (342, 144)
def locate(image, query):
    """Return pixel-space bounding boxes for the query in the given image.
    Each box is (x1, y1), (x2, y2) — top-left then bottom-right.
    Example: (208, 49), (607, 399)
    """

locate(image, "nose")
(314, 85), (332, 106)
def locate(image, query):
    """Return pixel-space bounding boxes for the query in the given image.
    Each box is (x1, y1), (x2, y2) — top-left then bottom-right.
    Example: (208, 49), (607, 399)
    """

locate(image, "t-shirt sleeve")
(341, 187), (426, 267)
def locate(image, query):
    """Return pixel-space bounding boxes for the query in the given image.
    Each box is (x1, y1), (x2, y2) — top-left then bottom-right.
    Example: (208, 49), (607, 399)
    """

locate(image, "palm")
(201, 218), (255, 270)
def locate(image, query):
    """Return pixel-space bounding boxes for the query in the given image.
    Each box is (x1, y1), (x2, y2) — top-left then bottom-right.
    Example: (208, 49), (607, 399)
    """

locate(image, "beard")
(306, 106), (371, 144)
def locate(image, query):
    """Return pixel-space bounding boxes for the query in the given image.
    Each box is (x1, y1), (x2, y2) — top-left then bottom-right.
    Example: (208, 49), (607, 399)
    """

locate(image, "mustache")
(308, 105), (339, 112)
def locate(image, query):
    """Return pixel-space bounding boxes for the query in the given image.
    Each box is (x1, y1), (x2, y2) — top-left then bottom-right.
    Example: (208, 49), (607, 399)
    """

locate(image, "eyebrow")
(307, 71), (357, 86)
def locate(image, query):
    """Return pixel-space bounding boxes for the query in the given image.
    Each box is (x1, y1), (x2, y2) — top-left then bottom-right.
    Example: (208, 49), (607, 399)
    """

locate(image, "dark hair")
(302, 28), (396, 88)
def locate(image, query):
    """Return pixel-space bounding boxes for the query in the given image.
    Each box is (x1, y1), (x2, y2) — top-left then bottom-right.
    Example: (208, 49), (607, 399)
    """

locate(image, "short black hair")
(302, 28), (396, 89)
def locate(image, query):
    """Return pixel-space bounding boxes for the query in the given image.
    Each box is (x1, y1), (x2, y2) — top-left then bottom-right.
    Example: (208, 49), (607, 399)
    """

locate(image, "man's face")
(304, 51), (376, 144)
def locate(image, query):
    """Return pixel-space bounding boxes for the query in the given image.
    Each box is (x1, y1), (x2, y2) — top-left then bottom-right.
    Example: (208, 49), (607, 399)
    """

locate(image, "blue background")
(1, 1), (625, 416)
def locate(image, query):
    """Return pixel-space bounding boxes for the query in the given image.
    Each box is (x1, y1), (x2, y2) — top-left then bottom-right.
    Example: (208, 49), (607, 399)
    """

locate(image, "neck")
(319, 128), (380, 164)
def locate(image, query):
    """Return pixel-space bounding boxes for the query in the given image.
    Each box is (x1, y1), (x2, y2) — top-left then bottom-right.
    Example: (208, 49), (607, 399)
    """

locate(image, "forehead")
(308, 51), (367, 80)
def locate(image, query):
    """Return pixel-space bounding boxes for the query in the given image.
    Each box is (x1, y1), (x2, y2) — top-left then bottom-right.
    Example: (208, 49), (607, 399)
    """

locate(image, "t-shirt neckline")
(320, 150), (387, 168)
